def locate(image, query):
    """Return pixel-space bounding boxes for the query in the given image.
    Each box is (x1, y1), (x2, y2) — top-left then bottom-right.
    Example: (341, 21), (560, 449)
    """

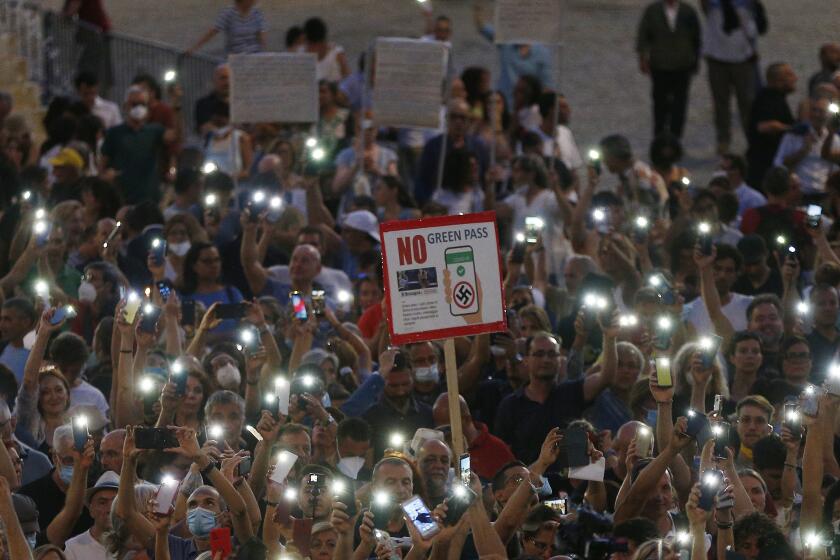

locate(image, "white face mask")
(78, 281), (97, 303)
(414, 364), (440, 384)
(169, 241), (191, 257)
(215, 363), (241, 390)
(128, 104), (148, 122)
(337, 456), (366, 480)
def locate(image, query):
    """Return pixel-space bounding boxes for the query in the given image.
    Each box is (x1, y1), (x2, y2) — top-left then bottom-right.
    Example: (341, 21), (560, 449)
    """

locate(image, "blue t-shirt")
(214, 6), (267, 54)
(0, 344), (29, 383)
(148, 534), (197, 560)
(181, 286), (244, 333)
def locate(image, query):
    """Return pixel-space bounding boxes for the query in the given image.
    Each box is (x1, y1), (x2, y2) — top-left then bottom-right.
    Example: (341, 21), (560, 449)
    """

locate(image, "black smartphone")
(72, 417), (89, 451)
(139, 304), (162, 333)
(699, 469), (724, 511)
(699, 335), (723, 369)
(180, 300), (196, 326)
(238, 457), (252, 477)
(713, 421), (731, 459)
(333, 478), (357, 517)
(685, 409), (710, 440)
(239, 325), (260, 353)
(149, 238), (167, 266)
(783, 402), (802, 439)
(511, 237), (526, 264)
(215, 303), (246, 320)
(156, 280), (173, 302)
(564, 426), (590, 468)
(247, 191), (268, 222)
(134, 427), (179, 450)
(442, 484), (477, 526)
(370, 492), (393, 530)
(170, 365), (188, 397)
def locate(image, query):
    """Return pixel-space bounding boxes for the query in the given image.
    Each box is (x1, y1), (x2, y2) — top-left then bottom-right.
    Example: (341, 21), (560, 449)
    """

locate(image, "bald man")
(98, 429), (126, 474)
(416, 438), (452, 507)
(432, 392), (514, 481)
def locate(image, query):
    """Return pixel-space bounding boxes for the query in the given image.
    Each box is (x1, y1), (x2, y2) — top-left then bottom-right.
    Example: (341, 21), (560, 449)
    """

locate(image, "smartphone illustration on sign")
(445, 246), (479, 317)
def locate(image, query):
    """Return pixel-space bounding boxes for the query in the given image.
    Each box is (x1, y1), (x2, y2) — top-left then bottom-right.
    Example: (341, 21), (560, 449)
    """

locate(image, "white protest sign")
(373, 38), (448, 129)
(229, 53), (318, 124)
(493, 0), (562, 45)
(380, 212), (506, 345)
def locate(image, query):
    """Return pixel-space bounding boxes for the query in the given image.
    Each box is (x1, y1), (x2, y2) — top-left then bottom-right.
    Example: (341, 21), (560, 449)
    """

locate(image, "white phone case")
(269, 450), (298, 484)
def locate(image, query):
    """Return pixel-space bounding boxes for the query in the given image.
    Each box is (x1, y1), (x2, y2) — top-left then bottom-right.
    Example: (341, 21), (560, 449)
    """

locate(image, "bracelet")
(715, 521), (733, 529)
(784, 463), (797, 469)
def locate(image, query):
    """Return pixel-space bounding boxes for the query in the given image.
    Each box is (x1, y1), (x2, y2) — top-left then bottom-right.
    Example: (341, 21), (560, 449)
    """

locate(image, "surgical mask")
(414, 364), (440, 384)
(169, 241), (191, 257)
(213, 125), (233, 136)
(215, 363), (241, 390)
(59, 465), (74, 485)
(337, 456), (366, 480)
(321, 392), (332, 408)
(78, 281), (97, 303)
(129, 104), (148, 122)
(187, 507), (217, 538)
(26, 533), (37, 550)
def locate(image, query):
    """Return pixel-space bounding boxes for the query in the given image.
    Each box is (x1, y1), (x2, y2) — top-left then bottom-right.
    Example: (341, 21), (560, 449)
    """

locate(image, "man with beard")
(494, 331), (614, 464)
(745, 295), (785, 377)
(733, 396), (774, 468)
(416, 438), (452, 508)
(686, 243), (753, 336)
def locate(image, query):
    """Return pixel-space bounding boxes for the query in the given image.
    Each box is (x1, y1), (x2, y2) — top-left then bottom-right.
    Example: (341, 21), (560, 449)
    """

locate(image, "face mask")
(337, 456), (366, 480)
(59, 465), (74, 485)
(414, 364), (440, 384)
(187, 507), (218, 538)
(78, 281), (97, 303)
(129, 104), (148, 122)
(169, 241), (191, 257)
(26, 534), (37, 550)
(213, 125), (233, 136)
(321, 392), (332, 408)
(215, 363), (241, 390)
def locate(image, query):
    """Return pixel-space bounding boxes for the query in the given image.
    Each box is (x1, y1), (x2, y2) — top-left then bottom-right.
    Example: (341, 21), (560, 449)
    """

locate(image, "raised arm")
(695, 246), (735, 342)
(458, 333), (490, 395)
(0, 477), (32, 559)
(582, 313), (619, 401)
(240, 213), (269, 297)
(116, 426), (156, 547)
(47, 438), (94, 545)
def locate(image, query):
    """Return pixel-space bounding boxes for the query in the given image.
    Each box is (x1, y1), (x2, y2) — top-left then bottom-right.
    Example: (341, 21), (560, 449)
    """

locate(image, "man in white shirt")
(75, 72), (122, 129)
(773, 96), (840, 195)
(64, 472), (119, 560)
(719, 153), (767, 219)
(683, 243), (753, 334)
(532, 92), (584, 175)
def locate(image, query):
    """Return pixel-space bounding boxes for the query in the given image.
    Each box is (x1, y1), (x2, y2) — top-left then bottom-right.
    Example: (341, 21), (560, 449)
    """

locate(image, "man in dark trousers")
(746, 62), (797, 190)
(636, 0), (701, 139)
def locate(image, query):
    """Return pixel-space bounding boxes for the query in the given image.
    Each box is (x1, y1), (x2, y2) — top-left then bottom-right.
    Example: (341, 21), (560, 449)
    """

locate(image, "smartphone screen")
(459, 454), (470, 485)
(445, 246), (479, 316)
(544, 498), (567, 515)
(124, 293), (141, 324)
(401, 495), (440, 539)
(807, 204), (822, 228)
(156, 280), (172, 302)
(290, 292), (308, 321)
(655, 357), (672, 387)
(155, 479), (180, 514)
(333, 479), (357, 517)
(312, 290), (326, 316)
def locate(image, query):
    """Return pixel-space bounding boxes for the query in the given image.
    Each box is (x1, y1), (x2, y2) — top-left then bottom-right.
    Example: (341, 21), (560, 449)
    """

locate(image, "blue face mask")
(26, 534), (37, 550)
(187, 507), (218, 538)
(59, 465), (74, 485)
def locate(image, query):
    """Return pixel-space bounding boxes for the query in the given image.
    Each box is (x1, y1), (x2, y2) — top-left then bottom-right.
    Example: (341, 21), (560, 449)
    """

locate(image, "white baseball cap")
(342, 210), (380, 244)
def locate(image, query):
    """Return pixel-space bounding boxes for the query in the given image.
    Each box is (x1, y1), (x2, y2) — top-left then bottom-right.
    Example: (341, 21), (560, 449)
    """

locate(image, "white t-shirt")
(64, 529), (109, 560)
(503, 186), (566, 279)
(682, 292), (754, 334)
(70, 381), (110, 419)
(773, 127), (840, 194)
(431, 187), (485, 215)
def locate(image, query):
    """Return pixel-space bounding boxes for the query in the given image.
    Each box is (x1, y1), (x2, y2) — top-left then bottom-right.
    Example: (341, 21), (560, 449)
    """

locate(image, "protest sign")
(380, 212), (506, 345)
(373, 38), (448, 129)
(229, 53), (318, 124)
(493, 0), (563, 44)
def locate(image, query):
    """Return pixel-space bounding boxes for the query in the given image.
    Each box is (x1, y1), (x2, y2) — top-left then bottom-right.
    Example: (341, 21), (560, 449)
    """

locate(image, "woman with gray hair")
(672, 341), (730, 415)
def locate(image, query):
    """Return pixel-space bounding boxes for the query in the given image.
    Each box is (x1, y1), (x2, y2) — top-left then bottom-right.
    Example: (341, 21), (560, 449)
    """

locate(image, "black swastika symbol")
(453, 282), (474, 308)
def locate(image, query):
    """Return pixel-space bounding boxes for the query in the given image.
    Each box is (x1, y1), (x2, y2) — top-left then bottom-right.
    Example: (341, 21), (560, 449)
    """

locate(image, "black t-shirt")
(19, 470), (93, 536)
(732, 266), (784, 297)
(746, 87), (794, 184)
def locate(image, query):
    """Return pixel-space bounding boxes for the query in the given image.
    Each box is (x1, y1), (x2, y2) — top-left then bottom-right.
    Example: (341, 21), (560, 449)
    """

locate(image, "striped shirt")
(214, 6), (267, 54)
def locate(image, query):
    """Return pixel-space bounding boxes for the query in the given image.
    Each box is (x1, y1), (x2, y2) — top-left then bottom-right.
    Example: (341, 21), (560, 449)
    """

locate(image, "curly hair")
(733, 512), (787, 553)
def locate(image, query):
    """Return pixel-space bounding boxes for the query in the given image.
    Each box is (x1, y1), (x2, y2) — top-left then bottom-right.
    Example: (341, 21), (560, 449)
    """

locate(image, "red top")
(468, 421), (516, 481)
(357, 303), (383, 339)
(67, 0), (112, 32)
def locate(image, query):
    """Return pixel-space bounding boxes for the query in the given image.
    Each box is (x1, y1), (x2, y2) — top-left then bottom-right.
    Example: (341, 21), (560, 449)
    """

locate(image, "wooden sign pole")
(443, 337), (464, 457)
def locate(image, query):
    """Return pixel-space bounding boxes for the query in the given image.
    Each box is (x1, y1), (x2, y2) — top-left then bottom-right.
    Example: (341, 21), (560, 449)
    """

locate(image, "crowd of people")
(1, 0), (840, 559)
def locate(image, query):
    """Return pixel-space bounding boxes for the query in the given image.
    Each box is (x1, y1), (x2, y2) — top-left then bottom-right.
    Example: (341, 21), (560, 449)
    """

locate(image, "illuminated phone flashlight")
(698, 336), (714, 351)
(283, 486), (298, 502)
(786, 408), (800, 422)
(143, 303), (155, 316)
(587, 149), (601, 162)
(681, 177), (691, 187)
(634, 216), (649, 231)
(34, 208), (46, 220)
(804, 532), (823, 549)
(618, 314), (638, 328)
(22, 190), (32, 201)
(144, 287), (152, 299)
(373, 490), (391, 507)
(311, 146), (326, 161)
(656, 315), (672, 332)
(163, 69), (177, 83)
(702, 471), (720, 488)
(591, 207), (606, 223)
(796, 301), (810, 315)
(128, 291), (140, 304)
(675, 531), (691, 546)
(389, 432), (405, 448)
(787, 245), (796, 254)
(805, 384), (815, 395)
(204, 193), (218, 207)
(332, 479), (346, 495)
(33, 220), (47, 235)
(160, 474), (176, 487)
(270, 195), (282, 210)
(657, 357), (670, 368)
(74, 415), (88, 429)
(775, 234), (787, 247)
(830, 102), (839, 115)
(138, 376), (156, 394)
(583, 292), (608, 310)
(300, 374), (314, 388)
(687, 409), (696, 418)
(171, 360), (184, 376)
(528, 217), (544, 230)
(514, 232), (526, 244)
(638, 425), (650, 437)
(33, 279), (49, 297)
(252, 190), (266, 205)
(648, 274), (662, 288)
(208, 424), (224, 439)
(274, 376), (287, 390)
(830, 363), (840, 379)
(151, 238), (162, 249)
(337, 290), (352, 304)
(697, 222), (711, 235)
(452, 485), (468, 498)
(305, 137), (318, 149)
(201, 162), (218, 175)
(240, 328), (255, 346)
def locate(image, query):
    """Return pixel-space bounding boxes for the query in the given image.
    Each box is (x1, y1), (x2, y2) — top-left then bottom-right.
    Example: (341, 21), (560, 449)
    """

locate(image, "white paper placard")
(373, 38), (448, 129)
(494, 0), (563, 45)
(229, 53), (318, 124)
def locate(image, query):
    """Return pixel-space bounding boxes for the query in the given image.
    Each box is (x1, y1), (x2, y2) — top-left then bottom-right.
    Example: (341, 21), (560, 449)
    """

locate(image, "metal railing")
(0, 0), (222, 141)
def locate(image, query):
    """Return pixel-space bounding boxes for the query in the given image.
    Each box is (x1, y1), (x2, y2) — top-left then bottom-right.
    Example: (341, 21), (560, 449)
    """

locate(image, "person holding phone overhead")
(177, 241), (243, 334)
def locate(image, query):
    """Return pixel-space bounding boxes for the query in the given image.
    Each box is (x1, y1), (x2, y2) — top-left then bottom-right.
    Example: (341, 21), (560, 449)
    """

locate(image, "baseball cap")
(737, 234), (768, 264)
(342, 210), (380, 243)
(85, 470), (120, 506)
(48, 147), (84, 171)
(12, 493), (39, 534)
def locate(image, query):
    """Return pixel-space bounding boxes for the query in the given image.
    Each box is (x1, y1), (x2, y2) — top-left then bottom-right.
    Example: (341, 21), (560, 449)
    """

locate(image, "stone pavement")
(46, 0), (839, 180)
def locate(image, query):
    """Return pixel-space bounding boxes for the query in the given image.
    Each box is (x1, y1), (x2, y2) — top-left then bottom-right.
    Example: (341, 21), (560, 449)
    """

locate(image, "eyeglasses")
(530, 351), (560, 359)
(784, 352), (810, 361)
